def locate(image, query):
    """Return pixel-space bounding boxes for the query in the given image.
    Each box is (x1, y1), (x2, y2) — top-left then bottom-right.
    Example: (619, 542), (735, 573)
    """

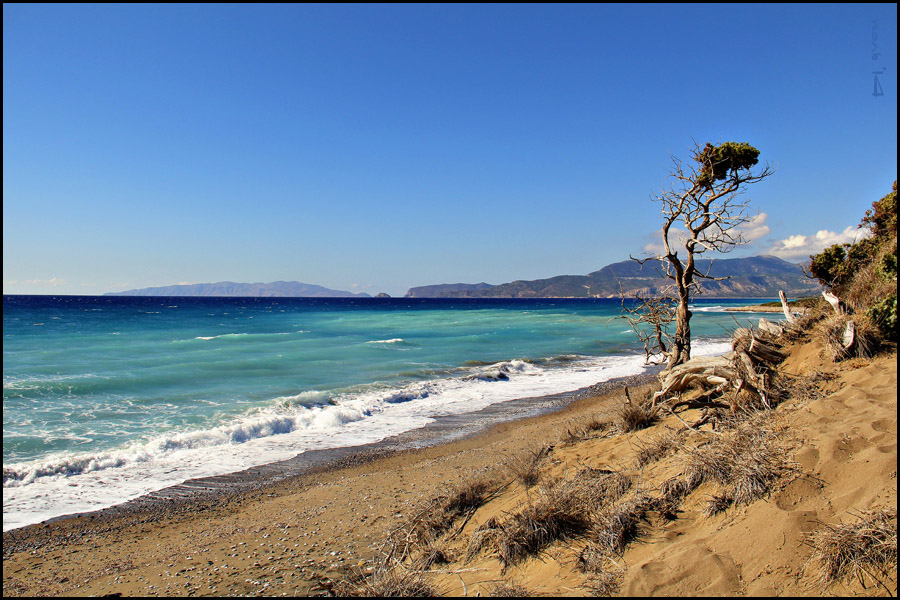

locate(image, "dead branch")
(779, 290), (798, 325)
(842, 320), (857, 353)
(822, 290), (845, 315)
(758, 318), (785, 337)
(732, 328), (787, 365)
(654, 355), (734, 403)
(670, 399), (731, 412)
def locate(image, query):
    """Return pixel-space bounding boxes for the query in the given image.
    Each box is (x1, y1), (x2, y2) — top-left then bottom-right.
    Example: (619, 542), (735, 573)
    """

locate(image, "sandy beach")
(3, 333), (896, 597)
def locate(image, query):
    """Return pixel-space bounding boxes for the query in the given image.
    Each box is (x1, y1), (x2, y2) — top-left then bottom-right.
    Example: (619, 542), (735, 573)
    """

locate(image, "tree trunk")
(668, 295), (692, 369)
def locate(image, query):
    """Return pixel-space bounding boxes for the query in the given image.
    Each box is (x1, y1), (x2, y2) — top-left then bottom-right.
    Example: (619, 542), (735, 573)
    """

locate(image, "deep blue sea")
(3, 295), (779, 530)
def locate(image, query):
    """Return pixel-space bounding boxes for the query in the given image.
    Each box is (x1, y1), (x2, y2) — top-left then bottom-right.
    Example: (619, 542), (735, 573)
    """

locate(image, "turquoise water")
(3, 295), (774, 530)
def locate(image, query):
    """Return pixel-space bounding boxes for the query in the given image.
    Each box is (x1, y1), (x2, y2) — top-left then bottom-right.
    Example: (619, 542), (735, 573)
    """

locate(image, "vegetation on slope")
(809, 181), (897, 344)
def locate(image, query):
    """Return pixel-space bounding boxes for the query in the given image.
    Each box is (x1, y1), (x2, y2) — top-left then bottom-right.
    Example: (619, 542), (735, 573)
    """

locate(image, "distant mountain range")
(405, 256), (821, 299)
(105, 256), (820, 299)
(106, 281), (371, 298)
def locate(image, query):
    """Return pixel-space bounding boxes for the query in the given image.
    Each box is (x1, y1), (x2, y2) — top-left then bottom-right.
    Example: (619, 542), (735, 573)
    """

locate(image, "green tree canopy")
(809, 181), (898, 291)
(695, 142), (761, 189)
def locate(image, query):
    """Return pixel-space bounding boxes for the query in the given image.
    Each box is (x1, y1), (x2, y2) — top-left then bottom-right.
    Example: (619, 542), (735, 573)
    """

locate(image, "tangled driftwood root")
(650, 296), (797, 428)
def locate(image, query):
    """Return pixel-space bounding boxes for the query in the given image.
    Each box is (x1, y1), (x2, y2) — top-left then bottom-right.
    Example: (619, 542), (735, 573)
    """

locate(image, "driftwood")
(823, 290), (845, 315)
(732, 328), (787, 364)
(758, 318), (785, 337)
(652, 323), (788, 417)
(779, 290), (797, 324)
(842, 319), (857, 352)
(654, 356), (733, 403)
(819, 291), (859, 359)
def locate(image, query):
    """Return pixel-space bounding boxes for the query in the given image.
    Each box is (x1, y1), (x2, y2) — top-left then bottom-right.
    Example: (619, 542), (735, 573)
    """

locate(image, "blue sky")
(3, 3), (897, 296)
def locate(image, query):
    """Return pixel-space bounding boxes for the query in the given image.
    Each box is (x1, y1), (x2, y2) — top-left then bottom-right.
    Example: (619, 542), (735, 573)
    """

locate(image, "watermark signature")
(871, 19), (885, 97)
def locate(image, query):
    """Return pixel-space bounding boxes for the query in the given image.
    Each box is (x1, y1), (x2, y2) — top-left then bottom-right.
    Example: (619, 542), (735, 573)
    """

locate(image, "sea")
(2, 295), (782, 532)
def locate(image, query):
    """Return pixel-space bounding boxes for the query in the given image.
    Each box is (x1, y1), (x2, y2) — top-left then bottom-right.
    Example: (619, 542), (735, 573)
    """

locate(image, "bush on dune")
(809, 181), (897, 349)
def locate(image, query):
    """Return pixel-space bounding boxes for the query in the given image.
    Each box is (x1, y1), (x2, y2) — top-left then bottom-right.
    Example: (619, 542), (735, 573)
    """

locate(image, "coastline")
(3, 369), (662, 596)
(723, 305), (786, 312)
(1, 363), (663, 536)
(7, 294), (718, 533)
(3, 336), (896, 597)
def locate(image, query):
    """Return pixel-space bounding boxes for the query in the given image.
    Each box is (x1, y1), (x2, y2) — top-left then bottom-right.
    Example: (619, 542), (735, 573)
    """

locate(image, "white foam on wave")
(2, 339), (733, 531)
(3, 372), (111, 391)
(366, 338), (405, 344)
(691, 304), (784, 316)
(193, 333), (249, 341)
(188, 331), (296, 342)
(691, 305), (729, 313)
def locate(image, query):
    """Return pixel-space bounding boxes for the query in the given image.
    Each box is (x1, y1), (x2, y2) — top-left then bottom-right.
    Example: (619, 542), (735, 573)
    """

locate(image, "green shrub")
(868, 295), (897, 339)
(809, 182), (897, 295)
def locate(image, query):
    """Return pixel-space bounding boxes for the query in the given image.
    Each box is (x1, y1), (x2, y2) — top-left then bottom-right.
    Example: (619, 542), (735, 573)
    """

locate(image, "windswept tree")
(631, 141), (775, 369)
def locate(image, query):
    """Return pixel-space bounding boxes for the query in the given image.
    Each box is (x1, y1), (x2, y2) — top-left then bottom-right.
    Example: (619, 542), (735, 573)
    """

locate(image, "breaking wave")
(3, 355), (578, 488)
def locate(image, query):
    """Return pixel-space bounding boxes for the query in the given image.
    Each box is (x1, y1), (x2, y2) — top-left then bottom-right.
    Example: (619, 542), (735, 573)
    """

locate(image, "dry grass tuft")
(443, 477), (496, 516)
(774, 369), (834, 406)
(681, 416), (793, 513)
(496, 484), (593, 566)
(808, 508), (897, 591)
(555, 467), (633, 508)
(583, 415), (609, 434)
(577, 544), (625, 596)
(703, 492), (733, 517)
(486, 579), (531, 597)
(633, 429), (683, 468)
(593, 493), (655, 556)
(333, 562), (440, 597)
(493, 469), (631, 567)
(614, 389), (659, 433)
(819, 313), (878, 361)
(559, 415), (609, 446)
(502, 444), (552, 488)
(409, 475), (499, 543)
(576, 543), (607, 573)
(419, 543), (451, 569)
(586, 568), (625, 597)
(786, 299), (830, 340)
(652, 476), (696, 521)
(727, 385), (769, 414)
(371, 473), (501, 577)
(466, 517), (502, 561)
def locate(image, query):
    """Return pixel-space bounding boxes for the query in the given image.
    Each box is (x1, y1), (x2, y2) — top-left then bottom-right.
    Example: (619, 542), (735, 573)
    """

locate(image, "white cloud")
(737, 212), (770, 242)
(641, 212), (771, 256)
(766, 226), (871, 260)
(642, 229), (688, 256)
(23, 277), (67, 287)
(2, 277), (69, 294)
(642, 239), (664, 256)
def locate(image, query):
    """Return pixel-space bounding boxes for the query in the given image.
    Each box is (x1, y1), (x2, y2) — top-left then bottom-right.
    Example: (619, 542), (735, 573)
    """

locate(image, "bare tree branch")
(625, 141), (775, 369)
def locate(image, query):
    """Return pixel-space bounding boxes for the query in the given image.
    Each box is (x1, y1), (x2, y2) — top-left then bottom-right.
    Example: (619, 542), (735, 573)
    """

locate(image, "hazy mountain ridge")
(106, 281), (371, 298)
(405, 256), (821, 298)
(404, 282), (495, 298)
